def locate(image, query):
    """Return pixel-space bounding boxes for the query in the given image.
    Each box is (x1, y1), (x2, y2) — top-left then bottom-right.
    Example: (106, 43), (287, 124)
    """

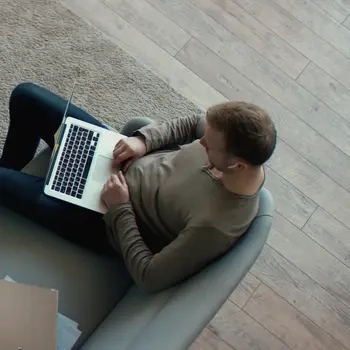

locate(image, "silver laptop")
(44, 86), (126, 213)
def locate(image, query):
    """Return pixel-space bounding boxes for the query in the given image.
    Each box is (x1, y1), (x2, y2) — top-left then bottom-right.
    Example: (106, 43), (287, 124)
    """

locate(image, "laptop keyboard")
(51, 125), (100, 199)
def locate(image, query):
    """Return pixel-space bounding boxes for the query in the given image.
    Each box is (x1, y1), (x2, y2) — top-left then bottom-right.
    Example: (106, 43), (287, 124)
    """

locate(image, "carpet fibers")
(0, 0), (201, 153)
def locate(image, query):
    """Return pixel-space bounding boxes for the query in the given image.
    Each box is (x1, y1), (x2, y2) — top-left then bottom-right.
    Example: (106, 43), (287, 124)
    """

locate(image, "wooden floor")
(62, 0), (350, 349)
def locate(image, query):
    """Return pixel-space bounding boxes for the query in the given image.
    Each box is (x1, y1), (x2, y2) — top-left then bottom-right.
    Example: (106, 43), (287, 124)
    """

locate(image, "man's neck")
(215, 166), (264, 196)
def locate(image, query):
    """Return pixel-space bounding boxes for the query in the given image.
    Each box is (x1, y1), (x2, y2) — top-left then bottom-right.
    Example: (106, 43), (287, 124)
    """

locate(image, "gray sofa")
(0, 148), (274, 349)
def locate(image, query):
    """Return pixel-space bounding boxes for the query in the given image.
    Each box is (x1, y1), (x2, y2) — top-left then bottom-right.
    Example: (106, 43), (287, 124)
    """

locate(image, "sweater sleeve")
(134, 114), (205, 153)
(104, 203), (236, 293)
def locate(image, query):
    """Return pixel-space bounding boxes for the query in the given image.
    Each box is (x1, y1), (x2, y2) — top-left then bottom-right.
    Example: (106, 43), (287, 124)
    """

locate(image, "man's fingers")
(114, 138), (126, 150)
(122, 159), (134, 172)
(104, 176), (113, 188)
(114, 151), (131, 165)
(101, 182), (108, 194)
(109, 174), (119, 183)
(117, 171), (126, 186)
(113, 143), (127, 158)
(108, 174), (122, 188)
(114, 139), (124, 149)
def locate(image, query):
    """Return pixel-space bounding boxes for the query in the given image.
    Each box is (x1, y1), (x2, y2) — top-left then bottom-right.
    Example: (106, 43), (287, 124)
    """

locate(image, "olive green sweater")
(103, 115), (260, 292)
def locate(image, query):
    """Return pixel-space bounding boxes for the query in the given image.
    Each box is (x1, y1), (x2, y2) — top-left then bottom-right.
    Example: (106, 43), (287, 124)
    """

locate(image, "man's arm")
(134, 114), (205, 153)
(104, 203), (236, 293)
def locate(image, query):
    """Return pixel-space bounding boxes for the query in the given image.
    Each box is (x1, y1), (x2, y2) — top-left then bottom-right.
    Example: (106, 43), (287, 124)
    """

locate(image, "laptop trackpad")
(92, 155), (114, 184)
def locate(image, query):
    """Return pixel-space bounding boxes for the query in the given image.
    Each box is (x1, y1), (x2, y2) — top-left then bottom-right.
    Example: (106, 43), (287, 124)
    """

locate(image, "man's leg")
(0, 83), (113, 254)
(0, 82), (106, 170)
(0, 167), (114, 255)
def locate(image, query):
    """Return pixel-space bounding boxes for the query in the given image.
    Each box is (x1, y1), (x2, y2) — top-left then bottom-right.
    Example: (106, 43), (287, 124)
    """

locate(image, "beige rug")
(0, 0), (201, 153)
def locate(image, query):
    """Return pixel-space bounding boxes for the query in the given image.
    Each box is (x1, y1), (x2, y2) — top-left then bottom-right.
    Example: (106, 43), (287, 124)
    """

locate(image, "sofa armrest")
(132, 217), (272, 350)
(83, 190), (273, 350)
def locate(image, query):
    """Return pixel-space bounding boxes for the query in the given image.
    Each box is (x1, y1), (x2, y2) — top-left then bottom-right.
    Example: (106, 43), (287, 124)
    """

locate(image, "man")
(0, 83), (276, 293)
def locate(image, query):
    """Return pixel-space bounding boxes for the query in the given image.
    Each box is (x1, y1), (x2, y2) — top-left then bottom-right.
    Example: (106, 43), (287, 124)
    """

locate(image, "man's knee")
(9, 82), (39, 113)
(121, 117), (154, 137)
(10, 82), (38, 101)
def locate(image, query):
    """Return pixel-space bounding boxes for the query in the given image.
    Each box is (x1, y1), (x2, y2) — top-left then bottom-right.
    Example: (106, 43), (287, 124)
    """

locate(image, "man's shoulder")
(191, 195), (259, 234)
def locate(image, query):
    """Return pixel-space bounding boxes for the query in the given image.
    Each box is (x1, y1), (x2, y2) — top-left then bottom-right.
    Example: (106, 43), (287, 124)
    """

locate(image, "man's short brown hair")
(206, 101), (276, 166)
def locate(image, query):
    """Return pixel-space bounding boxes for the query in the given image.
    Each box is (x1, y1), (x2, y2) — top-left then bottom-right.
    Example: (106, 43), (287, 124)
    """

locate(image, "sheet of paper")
(54, 126), (61, 144)
(4, 275), (81, 350)
(50, 126), (63, 163)
(57, 314), (81, 350)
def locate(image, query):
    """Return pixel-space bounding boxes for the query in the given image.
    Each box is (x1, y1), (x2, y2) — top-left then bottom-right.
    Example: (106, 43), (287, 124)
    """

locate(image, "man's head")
(199, 101), (276, 172)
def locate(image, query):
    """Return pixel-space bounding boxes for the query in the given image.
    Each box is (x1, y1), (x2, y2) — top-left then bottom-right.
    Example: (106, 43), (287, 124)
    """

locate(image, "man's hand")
(113, 136), (146, 171)
(101, 172), (130, 209)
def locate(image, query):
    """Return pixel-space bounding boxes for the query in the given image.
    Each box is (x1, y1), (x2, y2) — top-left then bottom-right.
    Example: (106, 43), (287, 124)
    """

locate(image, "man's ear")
(230, 158), (247, 170)
(238, 159), (251, 170)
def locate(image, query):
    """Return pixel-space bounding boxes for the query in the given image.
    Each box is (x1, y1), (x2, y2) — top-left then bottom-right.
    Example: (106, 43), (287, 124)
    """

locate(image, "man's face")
(199, 123), (236, 172)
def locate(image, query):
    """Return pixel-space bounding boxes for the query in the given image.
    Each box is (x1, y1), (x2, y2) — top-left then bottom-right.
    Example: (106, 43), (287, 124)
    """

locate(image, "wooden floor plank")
(252, 245), (350, 349)
(234, 0), (350, 91)
(303, 207), (350, 269)
(297, 62), (350, 123)
(269, 140), (350, 230)
(270, 212), (350, 309)
(103, 0), (190, 56)
(189, 328), (235, 350)
(264, 167), (317, 228)
(176, 38), (350, 193)
(209, 300), (291, 350)
(244, 284), (347, 350)
(229, 272), (261, 308)
(191, 0), (308, 79)
(309, 0), (350, 23)
(274, 0), (350, 58)
(149, 0), (350, 158)
(63, 0), (225, 111)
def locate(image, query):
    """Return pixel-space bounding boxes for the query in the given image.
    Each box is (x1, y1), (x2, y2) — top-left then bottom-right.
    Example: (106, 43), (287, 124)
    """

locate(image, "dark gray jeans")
(0, 82), (152, 255)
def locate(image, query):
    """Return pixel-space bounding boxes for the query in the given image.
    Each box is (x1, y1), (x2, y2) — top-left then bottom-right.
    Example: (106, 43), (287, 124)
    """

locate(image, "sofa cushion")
(0, 148), (132, 346)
